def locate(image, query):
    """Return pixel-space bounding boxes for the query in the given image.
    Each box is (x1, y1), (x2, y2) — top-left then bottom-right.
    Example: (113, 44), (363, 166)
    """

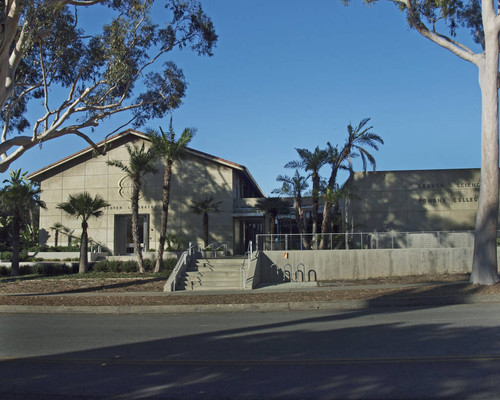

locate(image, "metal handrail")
(215, 244), (227, 257)
(198, 242), (228, 257)
(198, 242), (213, 251)
(164, 242), (196, 292)
(241, 240), (252, 290)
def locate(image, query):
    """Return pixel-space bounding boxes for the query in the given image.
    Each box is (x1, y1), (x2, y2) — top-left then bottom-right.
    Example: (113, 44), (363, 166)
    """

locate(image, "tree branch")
(392, 0), (481, 66)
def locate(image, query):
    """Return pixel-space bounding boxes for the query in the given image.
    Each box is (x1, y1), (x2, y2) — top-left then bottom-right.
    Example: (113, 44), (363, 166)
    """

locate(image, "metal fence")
(255, 231), (483, 251)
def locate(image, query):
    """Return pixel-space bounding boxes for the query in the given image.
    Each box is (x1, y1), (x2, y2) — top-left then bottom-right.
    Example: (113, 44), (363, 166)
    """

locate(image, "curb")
(1, 294), (499, 314)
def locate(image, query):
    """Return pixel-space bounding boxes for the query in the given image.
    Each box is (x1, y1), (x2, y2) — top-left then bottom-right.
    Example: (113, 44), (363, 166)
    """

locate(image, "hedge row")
(0, 263), (77, 277)
(0, 258), (178, 276)
(91, 258), (177, 273)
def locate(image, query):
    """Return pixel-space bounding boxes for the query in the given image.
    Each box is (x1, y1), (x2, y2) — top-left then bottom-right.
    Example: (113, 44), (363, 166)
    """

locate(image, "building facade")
(347, 168), (487, 232)
(30, 130), (265, 255)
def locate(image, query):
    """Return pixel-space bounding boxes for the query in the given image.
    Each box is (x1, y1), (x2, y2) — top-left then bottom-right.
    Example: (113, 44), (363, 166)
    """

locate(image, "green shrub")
(45, 245), (80, 252)
(90, 258), (176, 274)
(143, 259), (155, 272)
(0, 266), (8, 276)
(0, 251), (34, 262)
(32, 263), (72, 276)
(92, 260), (140, 273)
(18, 265), (33, 275)
(28, 244), (49, 252)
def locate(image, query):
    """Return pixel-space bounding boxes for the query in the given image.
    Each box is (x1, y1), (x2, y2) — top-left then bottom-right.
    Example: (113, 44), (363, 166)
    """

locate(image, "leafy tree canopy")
(0, 0), (217, 172)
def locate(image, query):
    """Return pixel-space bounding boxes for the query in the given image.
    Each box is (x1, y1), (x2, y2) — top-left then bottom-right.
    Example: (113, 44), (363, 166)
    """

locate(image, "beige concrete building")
(30, 130), (264, 255)
(347, 168), (487, 232)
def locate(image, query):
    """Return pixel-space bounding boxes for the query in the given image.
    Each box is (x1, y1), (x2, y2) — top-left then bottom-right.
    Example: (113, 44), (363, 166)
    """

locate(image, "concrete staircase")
(180, 256), (245, 291)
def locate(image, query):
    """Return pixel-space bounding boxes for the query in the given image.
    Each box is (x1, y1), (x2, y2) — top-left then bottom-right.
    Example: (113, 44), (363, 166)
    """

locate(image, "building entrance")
(114, 214), (149, 255)
(234, 218), (262, 254)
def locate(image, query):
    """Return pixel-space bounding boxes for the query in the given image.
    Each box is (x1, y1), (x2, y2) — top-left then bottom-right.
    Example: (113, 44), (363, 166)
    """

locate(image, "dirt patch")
(0, 277), (165, 294)
(1, 273), (500, 307)
(318, 273), (470, 286)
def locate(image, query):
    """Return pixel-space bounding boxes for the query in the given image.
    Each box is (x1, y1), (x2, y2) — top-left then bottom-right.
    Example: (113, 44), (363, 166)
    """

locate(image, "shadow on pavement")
(1, 295), (500, 399)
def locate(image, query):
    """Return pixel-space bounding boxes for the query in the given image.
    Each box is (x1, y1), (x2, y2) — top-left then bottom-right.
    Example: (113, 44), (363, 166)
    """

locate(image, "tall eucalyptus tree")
(0, 0), (216, 173)
(345, 0), (498, 284)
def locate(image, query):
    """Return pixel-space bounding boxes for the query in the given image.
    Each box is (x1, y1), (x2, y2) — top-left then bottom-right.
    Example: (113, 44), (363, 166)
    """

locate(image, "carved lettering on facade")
(453, 197), (478, 203)
(417, 183), (444, 189)
(415, 182), (480, 190)
(106, 205), (160, 210)
(418, 198), (446, 204)
(456, 182), (480, 188)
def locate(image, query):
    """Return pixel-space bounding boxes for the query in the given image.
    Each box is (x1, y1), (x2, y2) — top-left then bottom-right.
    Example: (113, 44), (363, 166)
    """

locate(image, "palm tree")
(190, 196), (222, 248)
(273, 170), (310, 249)
(255, 197), (291, 235)
(107, 143), (157, 273)
(57, 192), (109, 274)
(1, 169), (46, 276)
(320, 143), (345, 241)
(148, 119), (195, 273)
(285, 146), (328, 235)
(321, 118), (383, 238)
(62, 226), (75, 247)
(50, 222), (65, 247)
(341, 118), (384, 174)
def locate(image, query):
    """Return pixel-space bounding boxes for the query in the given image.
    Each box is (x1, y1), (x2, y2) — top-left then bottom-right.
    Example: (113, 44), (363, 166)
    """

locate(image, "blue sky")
(9, 1), (483, 195)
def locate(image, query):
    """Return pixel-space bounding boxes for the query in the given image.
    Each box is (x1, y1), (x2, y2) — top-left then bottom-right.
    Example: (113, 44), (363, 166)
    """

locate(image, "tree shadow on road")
(1, 294), (500, 399)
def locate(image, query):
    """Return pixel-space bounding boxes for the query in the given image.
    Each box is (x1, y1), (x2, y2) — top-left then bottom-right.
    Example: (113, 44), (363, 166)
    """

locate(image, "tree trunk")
(294, 198), (309, 250)
(470, 29), (500, 285)
(203, 212), (209, 248)
(155, 161), (173, 273)
(131, 179), (144, 273)
(79, 222), (88, 274)
(311, 172), (320, 237)
(270, 214), (276, 235)
(320, 167), (340, 249)
(319, 200), (331, 249)
(10, 211), (20, 276)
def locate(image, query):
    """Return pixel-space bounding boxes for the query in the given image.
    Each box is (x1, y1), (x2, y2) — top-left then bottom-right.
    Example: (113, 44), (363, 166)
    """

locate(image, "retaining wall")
(255, 248), (496, 284)
(27, 252), (108, 261)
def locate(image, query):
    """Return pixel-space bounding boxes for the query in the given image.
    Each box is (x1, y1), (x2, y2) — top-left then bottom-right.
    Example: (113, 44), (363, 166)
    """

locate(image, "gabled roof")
(29, 129), (264, 196)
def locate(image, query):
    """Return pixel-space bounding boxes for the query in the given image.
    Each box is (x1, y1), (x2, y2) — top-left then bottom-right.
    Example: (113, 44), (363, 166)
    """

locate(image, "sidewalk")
(2, 279), (499, 314)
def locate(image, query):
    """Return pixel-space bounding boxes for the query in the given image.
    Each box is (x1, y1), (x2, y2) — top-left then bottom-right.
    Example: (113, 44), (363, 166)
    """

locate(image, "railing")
(255, 230), (489, 251)
(196, 242), (228, 257)
(163, 242), (195, 292)
(215, 244), (227, 257)
(241, 240), (252, 290)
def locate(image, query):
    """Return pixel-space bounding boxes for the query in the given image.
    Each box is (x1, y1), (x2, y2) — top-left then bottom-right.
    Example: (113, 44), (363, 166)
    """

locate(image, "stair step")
(182, 280), (242, 290)
(192, 266), (243, 273)
(175, 256), (248, 291)
(185, 272), (240, 280)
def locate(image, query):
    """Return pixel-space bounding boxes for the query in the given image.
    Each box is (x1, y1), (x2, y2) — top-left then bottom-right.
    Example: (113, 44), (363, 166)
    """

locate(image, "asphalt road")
(2, 304), (500, 399)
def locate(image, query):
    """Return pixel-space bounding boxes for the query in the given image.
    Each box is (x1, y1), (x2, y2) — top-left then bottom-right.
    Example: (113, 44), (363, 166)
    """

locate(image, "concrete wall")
(349, 168), (486, 232)
(255, 248), (491, 283)
(27, 252), (107, 262)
